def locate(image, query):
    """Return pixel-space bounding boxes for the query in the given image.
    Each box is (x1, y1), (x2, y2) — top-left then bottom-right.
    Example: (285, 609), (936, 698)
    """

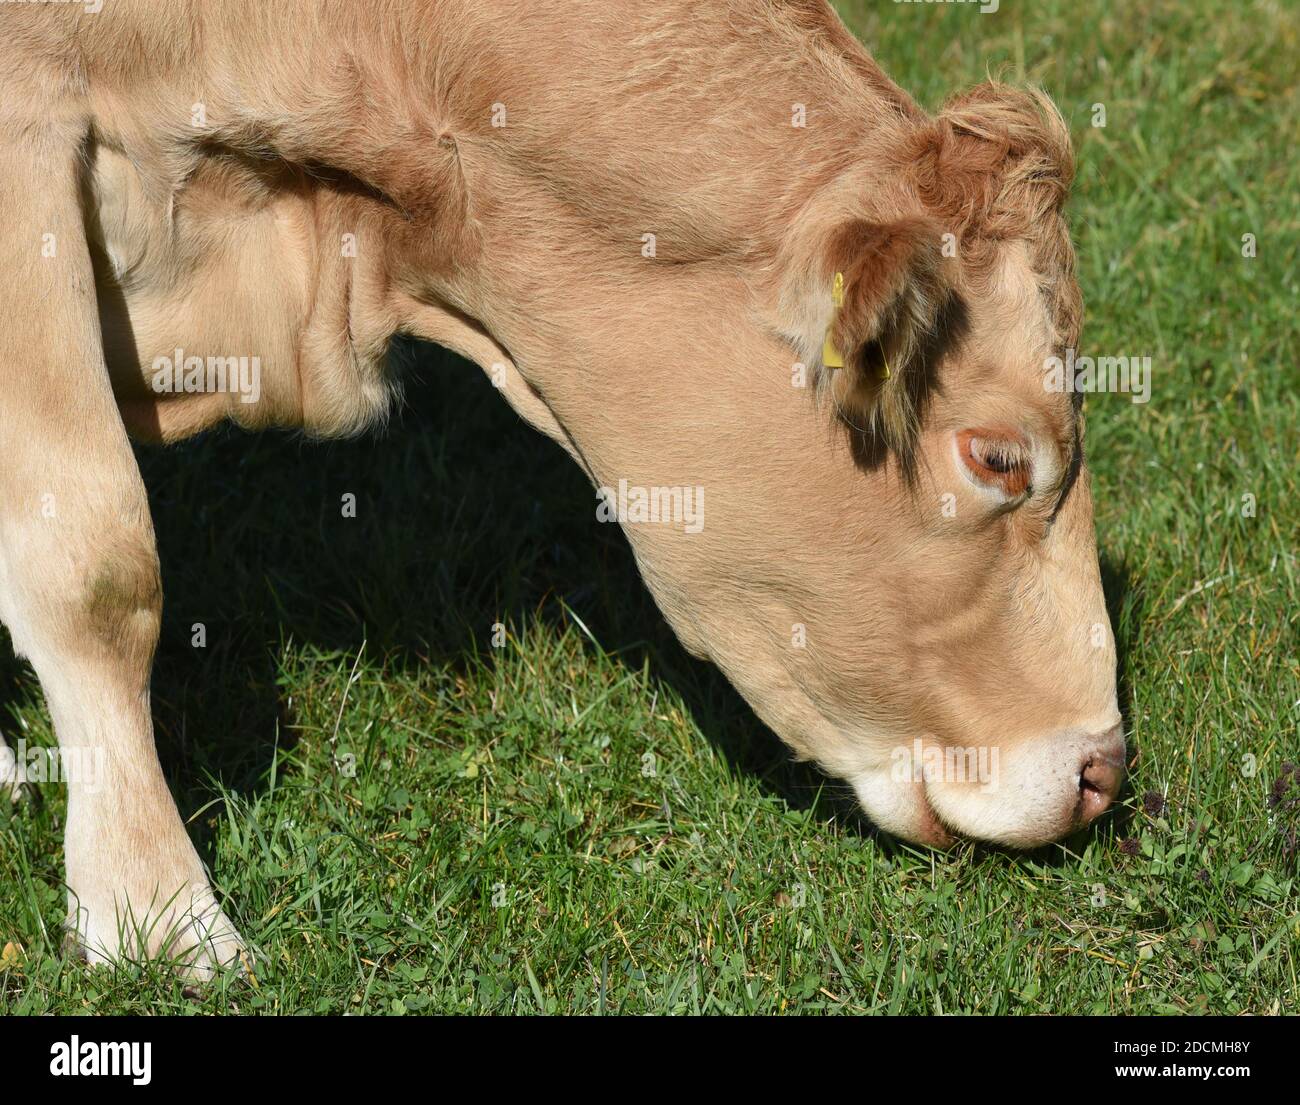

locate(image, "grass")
(1, 0), (1297, 1014)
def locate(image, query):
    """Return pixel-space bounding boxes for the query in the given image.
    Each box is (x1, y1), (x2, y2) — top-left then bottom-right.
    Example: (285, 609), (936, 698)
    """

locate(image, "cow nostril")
(1078, 753), (1123, 824)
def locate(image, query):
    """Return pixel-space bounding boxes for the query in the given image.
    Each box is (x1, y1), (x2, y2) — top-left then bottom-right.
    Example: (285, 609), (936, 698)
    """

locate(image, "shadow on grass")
(1096, 552), (1142, 844)
(138, 341), (856, 845)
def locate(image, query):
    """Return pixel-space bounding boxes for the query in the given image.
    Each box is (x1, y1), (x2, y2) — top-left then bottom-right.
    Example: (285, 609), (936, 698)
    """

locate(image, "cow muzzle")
(852, 722), (1126, 849)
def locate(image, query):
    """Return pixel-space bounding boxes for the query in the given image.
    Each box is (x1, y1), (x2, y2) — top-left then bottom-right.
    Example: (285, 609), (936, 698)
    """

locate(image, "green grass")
(2, 0), (1297, 1014)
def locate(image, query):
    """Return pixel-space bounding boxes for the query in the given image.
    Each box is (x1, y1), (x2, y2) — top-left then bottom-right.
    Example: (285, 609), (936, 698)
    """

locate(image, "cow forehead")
(970, 242), (1057, 348)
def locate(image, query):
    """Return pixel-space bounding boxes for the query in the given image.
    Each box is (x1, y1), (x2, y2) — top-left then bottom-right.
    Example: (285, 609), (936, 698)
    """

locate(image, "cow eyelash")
(961, 432), (1032, 498)
(971, 439), (1023, 474)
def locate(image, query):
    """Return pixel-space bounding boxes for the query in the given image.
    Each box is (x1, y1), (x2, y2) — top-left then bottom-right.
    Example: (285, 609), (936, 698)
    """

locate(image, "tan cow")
(0, 0), (1123, 973)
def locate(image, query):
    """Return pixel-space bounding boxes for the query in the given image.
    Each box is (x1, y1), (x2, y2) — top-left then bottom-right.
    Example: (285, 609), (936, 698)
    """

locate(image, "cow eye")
(958, 429), (1031, 497)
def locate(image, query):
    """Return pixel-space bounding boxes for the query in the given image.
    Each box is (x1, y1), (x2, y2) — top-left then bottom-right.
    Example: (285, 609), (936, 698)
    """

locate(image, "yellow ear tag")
(822, 271), (845, 369)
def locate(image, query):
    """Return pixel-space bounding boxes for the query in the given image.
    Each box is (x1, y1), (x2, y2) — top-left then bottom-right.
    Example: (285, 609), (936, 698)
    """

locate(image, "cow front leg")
(0, 121), (244, 976)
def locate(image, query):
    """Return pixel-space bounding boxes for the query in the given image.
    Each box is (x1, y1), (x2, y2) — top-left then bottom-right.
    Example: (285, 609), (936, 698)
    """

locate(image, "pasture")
(1, 0), (1296, 1014)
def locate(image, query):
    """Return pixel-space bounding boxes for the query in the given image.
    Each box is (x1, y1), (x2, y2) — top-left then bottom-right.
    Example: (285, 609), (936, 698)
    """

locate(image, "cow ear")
(820, 214), (952, 471)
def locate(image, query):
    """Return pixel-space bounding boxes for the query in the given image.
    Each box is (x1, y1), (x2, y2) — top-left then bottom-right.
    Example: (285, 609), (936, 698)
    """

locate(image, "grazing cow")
(0, 0), (1123, 973)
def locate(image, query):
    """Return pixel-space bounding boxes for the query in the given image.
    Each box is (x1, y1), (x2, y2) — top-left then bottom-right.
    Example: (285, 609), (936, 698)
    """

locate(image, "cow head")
(400, 68), (1122, 848)
(760, 84), (1125, 847)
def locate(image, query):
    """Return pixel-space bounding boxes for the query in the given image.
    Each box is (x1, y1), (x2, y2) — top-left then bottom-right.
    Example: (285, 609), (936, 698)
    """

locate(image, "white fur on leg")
(40, 665), (249, 979)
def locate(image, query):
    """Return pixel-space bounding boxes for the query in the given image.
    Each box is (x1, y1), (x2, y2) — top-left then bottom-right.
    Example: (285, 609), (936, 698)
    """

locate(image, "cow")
(0, 0), (1124, 974)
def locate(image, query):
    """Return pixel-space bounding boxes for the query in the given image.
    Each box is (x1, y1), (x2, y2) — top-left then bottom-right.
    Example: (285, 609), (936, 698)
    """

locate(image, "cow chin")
(851, 769), (958, 848)
(850, 722), (1126, 849)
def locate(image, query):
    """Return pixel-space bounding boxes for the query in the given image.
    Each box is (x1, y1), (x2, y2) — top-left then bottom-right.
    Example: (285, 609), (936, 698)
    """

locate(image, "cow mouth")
(916, 787), (958, 848)
(849, 765), (960, 848)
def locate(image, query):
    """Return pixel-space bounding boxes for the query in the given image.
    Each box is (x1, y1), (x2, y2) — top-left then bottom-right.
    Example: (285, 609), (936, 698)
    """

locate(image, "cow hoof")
(70, 885), (247, 981)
